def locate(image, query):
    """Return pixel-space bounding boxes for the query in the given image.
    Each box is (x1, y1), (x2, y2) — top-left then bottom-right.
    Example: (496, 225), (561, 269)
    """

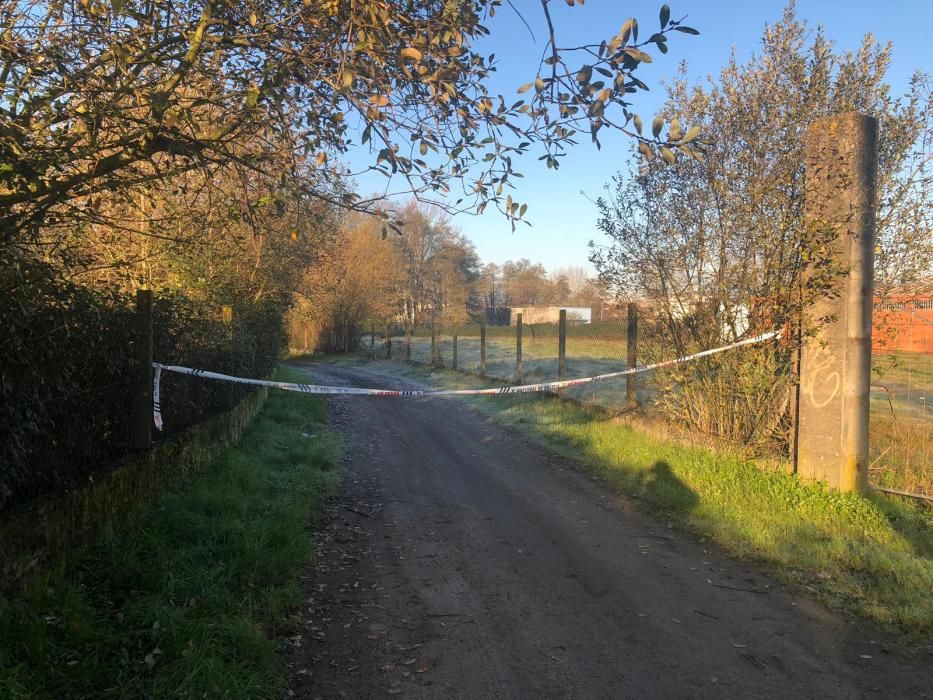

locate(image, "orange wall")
(873, 299), (933, 354)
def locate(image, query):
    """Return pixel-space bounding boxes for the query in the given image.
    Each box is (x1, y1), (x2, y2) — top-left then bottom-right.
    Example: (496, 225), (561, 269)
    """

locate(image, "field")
(388, 325), (641, 408)
(377, 330), (933, 497)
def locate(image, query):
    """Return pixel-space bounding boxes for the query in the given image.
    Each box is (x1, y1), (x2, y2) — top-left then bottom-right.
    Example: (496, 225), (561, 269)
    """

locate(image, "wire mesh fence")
(380, 316), (653, 410)
(367, 308), (931, 498)
(870, 350), (933, 497)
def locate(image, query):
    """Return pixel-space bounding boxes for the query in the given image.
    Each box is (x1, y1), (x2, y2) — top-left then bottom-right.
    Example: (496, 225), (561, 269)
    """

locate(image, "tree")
(0, 1), (700, 243)
(58, 145), (342, 310)
(500, 259), (551, 305)
(296, 214), (404, 352)
(592, 6), (932, 350)
(590, 5), (933, 449)
(553, 265), (590, 297)
(392, 201), (480, 328)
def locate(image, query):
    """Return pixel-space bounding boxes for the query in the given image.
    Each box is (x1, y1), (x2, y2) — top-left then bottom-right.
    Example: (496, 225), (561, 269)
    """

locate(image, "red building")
(873, 282), (933, 354)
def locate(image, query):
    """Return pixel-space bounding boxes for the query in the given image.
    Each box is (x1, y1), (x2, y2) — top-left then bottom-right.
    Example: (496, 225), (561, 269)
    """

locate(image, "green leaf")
(660, 146), (676, 164)
(652, 115), (663, 138)
(638, 142), (653, 160)
(111, 0), (124, 14)
(673, 26), (700, 35)
(659, 4), (670, 28)
(633, 114), (643, 135)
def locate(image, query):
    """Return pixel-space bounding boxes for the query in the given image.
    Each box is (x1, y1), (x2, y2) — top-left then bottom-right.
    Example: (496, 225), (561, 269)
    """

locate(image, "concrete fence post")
(132, 289), (153, 450)
(516, 312), (523, 383)
(480, 320), (487, 378)
(627, 303), (639, 410)
(796, 112), (878, 492)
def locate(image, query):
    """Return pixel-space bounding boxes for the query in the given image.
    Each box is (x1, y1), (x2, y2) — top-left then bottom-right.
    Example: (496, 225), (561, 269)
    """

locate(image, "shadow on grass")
(637, 460), (699, 515)
(868, 492), (933, 560)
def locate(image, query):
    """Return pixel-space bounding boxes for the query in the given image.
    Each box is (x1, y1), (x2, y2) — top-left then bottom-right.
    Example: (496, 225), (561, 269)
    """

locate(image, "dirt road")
(284, 361), (931, 699)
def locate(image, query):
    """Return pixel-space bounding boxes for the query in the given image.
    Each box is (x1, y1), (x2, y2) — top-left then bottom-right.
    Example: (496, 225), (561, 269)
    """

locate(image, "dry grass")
(871, 352), (933, 496)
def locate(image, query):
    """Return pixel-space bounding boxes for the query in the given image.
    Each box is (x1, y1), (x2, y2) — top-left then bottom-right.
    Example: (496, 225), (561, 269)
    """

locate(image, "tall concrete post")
(796, 112), (877, 492)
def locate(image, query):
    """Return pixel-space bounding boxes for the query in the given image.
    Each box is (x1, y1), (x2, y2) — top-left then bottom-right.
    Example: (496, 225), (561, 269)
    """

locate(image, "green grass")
(367, 359), (933, 638)
(0, 366), (339, 698)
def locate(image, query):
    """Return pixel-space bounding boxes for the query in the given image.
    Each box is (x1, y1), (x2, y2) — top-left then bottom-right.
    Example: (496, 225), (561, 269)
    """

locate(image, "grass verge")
(0, 366), (339, 698)
(367, 359), (933, 639)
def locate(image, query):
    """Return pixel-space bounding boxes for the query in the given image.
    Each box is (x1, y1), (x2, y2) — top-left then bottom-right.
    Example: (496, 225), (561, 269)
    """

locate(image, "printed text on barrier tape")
(151, 330), (781, 430)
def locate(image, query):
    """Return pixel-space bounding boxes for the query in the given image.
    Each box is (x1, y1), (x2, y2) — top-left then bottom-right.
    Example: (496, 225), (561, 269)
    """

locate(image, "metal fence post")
(132, 289), (153, 450)
(627, 302), (639, 410)
(453, 329), (458, 370)
(370, 322), (375, 357)
(431, 318), (438, 366)
(516, 312), (523, 383)
(480, 319), (487, 378)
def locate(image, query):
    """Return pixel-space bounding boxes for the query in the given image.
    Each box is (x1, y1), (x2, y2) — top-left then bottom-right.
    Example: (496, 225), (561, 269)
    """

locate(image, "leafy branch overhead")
(0, 1), (698, 239)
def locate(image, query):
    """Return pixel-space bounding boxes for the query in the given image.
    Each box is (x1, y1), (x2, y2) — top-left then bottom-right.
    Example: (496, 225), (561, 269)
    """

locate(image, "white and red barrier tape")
(152, 330), (781, 431)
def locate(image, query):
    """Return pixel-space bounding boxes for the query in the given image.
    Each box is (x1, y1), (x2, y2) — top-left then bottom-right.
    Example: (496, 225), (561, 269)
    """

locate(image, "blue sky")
(350, 1), (931, 274)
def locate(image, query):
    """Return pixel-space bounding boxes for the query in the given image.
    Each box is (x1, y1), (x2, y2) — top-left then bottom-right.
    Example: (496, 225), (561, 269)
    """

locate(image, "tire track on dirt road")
(283, 360), (931, 699)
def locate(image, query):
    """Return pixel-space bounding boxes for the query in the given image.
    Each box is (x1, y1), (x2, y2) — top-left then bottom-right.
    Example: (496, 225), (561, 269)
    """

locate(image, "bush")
(0, 257), (135, 511)
(651, 342), (794, 453)
(0, 257), (285, 512)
